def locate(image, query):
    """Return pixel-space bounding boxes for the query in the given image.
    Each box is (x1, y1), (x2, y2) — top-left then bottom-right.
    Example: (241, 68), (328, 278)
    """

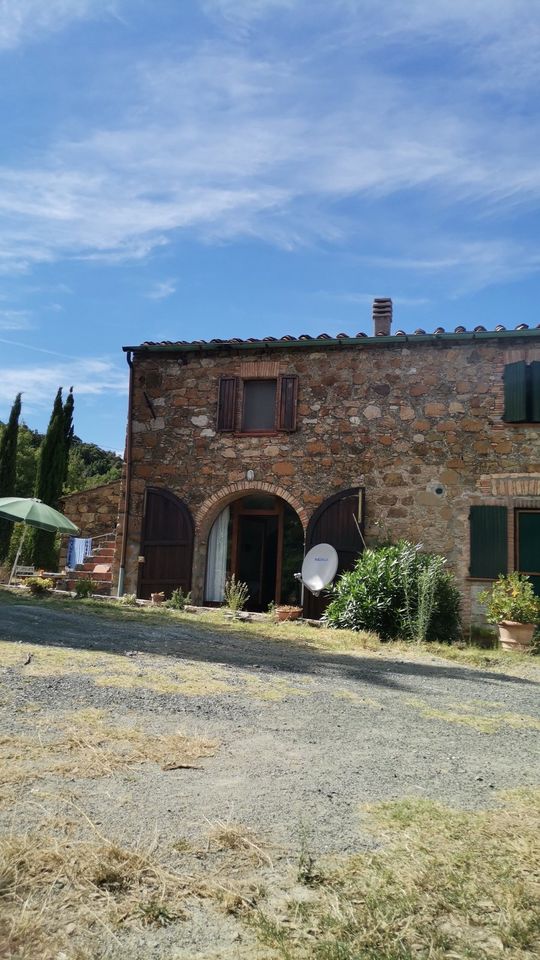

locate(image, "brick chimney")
(372, 298), (393, 337)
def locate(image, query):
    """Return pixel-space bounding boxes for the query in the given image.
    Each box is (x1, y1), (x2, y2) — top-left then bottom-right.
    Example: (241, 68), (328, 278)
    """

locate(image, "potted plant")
(274, 604), (303, 622)
(478, 573), (540, 652)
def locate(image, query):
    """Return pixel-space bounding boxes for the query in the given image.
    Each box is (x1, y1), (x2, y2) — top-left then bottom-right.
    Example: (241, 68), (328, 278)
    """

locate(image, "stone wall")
(60, 480), (121, 538)
(113, 337), (540, 626)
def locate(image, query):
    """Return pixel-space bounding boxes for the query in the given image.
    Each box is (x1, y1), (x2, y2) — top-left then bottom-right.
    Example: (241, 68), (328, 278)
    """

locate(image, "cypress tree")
(32, 388), (71, 569)
(63, 387), (74, 483)
(0, 393), (22, 561)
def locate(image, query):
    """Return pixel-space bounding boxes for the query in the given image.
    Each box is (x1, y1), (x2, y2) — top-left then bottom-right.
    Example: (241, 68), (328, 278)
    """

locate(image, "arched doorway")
(137, 487), (194, 599)
(205, 493), (304, 611)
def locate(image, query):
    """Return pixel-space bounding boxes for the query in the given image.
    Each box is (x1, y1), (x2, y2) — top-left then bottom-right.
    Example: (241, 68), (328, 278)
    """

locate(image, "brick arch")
(195, 480), (308, 538)
(191, 482), (307, 604)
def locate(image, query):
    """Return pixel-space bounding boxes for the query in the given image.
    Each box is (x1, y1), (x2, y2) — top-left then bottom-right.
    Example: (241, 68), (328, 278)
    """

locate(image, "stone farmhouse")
(108, 299), (540, 626)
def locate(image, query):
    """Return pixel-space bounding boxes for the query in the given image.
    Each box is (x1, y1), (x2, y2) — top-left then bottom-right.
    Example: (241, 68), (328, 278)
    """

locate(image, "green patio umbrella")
(0, 497), (79, 584)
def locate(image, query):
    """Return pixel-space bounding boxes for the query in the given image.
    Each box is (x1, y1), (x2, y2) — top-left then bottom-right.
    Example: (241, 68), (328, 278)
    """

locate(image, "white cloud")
(0, 0), (120, 50)
(0, 357), (127, 411)
(0, 0), (538, 292)
(146, 278), (178, 300)
(0, 309), (33, 330)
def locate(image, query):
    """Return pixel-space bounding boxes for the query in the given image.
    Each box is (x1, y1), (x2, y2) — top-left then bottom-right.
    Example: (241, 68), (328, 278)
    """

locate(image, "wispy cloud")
(146, 278), (178, 300)
(0, 309), (33, 331)
(0, 357), (127, 411)
(0, 0), (120, 50)
(0, 0), (538, 293)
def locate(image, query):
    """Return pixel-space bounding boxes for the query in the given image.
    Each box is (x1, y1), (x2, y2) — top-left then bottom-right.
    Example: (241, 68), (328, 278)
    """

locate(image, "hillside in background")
(0, 421), (123, 497)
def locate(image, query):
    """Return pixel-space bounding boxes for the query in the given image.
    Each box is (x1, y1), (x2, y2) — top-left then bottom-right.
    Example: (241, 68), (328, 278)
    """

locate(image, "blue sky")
(0, 0), (539, 451)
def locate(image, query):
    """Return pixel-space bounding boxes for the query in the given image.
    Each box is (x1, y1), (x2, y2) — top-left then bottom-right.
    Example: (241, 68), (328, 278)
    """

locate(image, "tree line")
(0, 391), (123, 569)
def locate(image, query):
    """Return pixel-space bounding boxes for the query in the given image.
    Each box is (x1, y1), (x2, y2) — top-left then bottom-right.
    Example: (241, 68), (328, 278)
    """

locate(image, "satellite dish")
(301, 543), (339, 596)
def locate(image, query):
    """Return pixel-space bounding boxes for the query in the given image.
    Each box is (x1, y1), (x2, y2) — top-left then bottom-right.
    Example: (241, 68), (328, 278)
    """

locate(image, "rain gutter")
(122, 328), (540, 355)
(117, 350), (133, 597)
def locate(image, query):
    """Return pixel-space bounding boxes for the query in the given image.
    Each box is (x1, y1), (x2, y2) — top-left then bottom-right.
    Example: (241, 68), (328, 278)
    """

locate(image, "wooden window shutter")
(217, 377), (237, 432)
(277, 375), (298, 431)
(530, 361), (540, 422)
(503, 361), (527, 422)
(469, 506), (508, 578)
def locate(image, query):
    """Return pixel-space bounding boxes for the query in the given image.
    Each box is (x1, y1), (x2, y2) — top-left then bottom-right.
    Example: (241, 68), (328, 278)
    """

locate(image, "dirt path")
(1, 597), (539, 958)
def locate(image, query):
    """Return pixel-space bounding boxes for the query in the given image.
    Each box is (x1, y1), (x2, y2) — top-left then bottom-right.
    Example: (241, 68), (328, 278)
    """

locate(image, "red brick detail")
(195, 480), (308, 537)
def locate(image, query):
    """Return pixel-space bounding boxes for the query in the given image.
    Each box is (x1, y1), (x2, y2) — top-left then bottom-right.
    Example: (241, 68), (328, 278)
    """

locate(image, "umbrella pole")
(8, 524), (27, 586)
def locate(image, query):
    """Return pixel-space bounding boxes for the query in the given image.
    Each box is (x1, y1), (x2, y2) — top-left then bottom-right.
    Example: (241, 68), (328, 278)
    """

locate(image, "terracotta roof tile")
(136, 321), (540, 350)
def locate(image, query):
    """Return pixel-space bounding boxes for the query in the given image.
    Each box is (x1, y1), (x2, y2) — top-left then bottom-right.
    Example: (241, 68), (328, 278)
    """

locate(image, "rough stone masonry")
(112, 302), (540, 627)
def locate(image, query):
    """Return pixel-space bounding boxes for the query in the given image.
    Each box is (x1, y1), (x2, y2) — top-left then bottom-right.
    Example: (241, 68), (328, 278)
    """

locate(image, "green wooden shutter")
(503, 361), (527, 422)
(469, 506), (508, 578)
(530, 361), (540, 423)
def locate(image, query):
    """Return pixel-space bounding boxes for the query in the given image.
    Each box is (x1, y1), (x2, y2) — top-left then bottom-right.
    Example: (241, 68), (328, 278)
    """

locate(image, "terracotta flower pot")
(151, 592), (165, 605)
(497, 621), (536, 652)
(275, 606), (302, 621)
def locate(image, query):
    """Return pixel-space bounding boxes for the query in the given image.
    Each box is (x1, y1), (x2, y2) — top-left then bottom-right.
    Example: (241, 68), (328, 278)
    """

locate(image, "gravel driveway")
(1, 597), (539, 958)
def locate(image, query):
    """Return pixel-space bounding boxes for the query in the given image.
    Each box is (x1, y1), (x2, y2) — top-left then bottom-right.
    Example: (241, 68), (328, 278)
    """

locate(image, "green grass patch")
(252, 789), (540, 959)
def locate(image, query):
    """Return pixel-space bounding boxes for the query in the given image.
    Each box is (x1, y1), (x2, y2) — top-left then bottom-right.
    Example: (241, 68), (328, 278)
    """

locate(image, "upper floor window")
(217, 374), (298, 434)
(503, 361), (540, 423)
(242, 379), (276, 432)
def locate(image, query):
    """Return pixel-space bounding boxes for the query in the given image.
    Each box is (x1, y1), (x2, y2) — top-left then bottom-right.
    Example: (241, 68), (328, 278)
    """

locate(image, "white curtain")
(205, 506), (230, 602)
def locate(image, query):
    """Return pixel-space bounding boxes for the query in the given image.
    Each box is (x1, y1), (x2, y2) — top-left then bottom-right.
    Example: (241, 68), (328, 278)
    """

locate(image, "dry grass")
(405, 696), (540, 734)
(207, 820), (274, 867)
(252, 789), (540, 960)
(0, 821), (209, 960)
(0, 707), (216, 792)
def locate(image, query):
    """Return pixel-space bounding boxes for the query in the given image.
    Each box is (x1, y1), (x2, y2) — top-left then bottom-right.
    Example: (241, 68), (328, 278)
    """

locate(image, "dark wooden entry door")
(236, 514), (278, 611)
(516, 510), (540, 597)
(303, 487), (365, 620)
(138, 487), (194, 599)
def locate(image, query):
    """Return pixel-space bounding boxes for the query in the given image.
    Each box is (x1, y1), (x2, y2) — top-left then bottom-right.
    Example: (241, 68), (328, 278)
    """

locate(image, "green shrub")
(74, 578), (97, 599)
(223, 575), (249, 618)
(324, 541), (461, 643)
(478, 573), (540, 624)
(118, 592), (138, 606)
(164, 587), (191, 610)
(25, 576), (54, 595)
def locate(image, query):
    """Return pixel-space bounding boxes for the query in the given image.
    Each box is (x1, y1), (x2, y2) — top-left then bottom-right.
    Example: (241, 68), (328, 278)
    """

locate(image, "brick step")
(64, 579), (111, 595)
(68, 568), (112, 581)
(78, 561), (112, 573)
(84, 549), (115, 562)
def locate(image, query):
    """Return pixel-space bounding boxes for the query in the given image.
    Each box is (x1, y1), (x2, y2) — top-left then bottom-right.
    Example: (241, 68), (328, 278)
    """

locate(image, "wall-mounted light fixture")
(246, 469), (255, 481)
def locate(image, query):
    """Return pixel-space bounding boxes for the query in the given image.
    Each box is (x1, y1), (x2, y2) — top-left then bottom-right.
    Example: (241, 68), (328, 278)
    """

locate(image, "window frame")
(216, 373), (298, 435)
(239, 377), (279, 436)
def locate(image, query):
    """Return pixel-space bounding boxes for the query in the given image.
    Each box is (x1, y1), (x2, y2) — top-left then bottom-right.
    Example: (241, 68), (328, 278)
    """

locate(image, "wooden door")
(138, 487), (194, 599)
(303, 487), (365, 619)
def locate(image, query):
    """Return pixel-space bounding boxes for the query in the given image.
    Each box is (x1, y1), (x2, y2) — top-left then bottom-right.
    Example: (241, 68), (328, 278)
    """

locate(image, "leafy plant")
(478, 573), (540, 624)
(324, 541), (461, 643)
(118, 592), (138, 606)
(25, 576), (54, 595)
(74, 578), (97, 599)
(164, 587), (191, 610)
(223, 575), (249, 618)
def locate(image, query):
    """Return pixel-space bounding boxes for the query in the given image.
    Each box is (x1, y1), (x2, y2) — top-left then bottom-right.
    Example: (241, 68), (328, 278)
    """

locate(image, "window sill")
(234, 430), (279, 437)
(502, 421), (540, 426)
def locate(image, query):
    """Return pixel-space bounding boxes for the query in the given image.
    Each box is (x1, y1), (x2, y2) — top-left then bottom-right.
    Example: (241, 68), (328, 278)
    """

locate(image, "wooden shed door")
(138, 488), (194, 599)
(303, 487), (365, 620)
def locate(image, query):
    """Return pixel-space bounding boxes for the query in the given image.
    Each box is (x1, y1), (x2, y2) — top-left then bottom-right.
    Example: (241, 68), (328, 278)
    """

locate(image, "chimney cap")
(372, 297), (393, 336)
